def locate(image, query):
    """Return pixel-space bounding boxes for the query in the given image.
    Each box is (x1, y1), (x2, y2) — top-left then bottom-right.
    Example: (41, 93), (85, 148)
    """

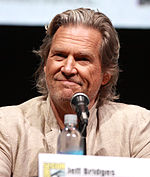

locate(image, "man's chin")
(50, 87), (83, 103)
(58, 89), (80, 101)
(61, 91), (74, 100)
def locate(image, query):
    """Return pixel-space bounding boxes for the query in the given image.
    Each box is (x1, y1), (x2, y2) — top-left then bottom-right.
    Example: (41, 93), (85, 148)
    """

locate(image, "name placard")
(38, 154), (150, 177)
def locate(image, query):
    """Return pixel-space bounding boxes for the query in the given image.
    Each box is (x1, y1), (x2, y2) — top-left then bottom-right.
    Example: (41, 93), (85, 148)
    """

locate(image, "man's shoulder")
(0, 96), (48, 165)
(99, 101), (150, 121)
(0, 96), (47, 123)
(101, 101), (149, 111)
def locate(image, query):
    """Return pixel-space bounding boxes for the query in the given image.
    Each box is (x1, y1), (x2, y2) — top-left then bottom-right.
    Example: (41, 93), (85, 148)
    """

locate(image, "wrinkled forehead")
(52, 24), (102, 47)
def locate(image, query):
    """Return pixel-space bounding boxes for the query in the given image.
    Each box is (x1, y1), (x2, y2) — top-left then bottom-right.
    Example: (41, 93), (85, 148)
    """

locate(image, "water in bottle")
(57, 114), (83, 155)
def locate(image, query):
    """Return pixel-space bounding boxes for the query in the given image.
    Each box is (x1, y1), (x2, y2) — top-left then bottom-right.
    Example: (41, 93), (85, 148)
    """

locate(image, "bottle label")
(58, 150), (83, 155)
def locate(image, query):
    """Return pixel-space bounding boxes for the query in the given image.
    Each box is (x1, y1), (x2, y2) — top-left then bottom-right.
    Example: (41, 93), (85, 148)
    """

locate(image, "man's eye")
(57, 54), (63, 57)
(76, 57), (90, 62)
(52, 53), (67, 61)
(83, 58), (89, 61)
(56, 53), (66, 58)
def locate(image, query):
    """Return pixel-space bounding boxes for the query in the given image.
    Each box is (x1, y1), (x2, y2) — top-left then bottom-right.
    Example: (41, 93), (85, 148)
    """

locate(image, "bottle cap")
(64, 114), (77, 125)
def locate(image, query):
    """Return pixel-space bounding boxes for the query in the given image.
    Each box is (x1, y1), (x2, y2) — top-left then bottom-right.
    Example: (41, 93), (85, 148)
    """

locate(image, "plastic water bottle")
(57, 114), (83, 155)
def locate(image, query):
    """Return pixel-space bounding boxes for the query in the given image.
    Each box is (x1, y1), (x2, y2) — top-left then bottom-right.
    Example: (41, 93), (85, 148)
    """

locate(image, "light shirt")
(0, 96), (150, 177)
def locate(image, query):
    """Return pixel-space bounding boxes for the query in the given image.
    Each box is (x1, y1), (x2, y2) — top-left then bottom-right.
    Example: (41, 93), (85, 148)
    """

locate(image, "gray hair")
(35, 8), (120, 107)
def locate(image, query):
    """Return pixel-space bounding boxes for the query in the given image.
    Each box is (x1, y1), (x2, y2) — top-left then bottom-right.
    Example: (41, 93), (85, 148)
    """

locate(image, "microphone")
(71, 93), (90, 125)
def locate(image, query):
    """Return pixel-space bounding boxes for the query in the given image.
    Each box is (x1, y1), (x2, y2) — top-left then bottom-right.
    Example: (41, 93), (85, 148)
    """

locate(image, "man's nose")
(61, 56), (77, 75)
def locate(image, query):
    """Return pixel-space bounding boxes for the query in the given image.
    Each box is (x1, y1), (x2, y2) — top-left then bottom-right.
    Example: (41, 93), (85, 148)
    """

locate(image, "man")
(0, 8), (150, 177)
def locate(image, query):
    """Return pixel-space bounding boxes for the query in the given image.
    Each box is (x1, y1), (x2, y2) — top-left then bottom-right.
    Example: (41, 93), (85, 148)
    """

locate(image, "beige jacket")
(0, 96), (150, 177)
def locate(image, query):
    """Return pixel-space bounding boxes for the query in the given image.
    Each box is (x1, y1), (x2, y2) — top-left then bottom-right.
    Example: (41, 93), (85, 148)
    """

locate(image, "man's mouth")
(60, 80), (78, 85)
(57, 80), (83, 88)
(54, 75), (83, 86)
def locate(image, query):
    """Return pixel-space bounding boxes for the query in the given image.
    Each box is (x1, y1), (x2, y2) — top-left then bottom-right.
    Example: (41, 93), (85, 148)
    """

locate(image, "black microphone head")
(71, 93), (89, 107)
(71, 92), (90, 125)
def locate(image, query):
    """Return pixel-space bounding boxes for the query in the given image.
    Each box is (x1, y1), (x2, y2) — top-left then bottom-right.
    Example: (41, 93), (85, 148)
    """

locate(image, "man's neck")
(50, 98), (74, 130)
(49, 95), (96, 130)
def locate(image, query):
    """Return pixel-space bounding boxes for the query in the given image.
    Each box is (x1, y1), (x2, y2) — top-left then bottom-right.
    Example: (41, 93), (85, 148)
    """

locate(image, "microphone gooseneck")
(71, 92), (90, 125)
(71, 92), (90, 155)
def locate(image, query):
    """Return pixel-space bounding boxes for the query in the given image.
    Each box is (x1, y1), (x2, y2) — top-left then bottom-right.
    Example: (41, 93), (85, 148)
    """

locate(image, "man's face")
(44, 25), (109, 107)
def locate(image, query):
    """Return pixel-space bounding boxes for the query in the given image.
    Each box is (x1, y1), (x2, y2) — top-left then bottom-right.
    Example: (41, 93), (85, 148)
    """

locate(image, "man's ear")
(101, 73), (111, 85)
(44, 65), (46, 73)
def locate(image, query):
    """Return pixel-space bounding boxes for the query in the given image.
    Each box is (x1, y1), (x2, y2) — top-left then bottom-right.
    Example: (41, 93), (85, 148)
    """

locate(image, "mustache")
(54, 73), (83, 86)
